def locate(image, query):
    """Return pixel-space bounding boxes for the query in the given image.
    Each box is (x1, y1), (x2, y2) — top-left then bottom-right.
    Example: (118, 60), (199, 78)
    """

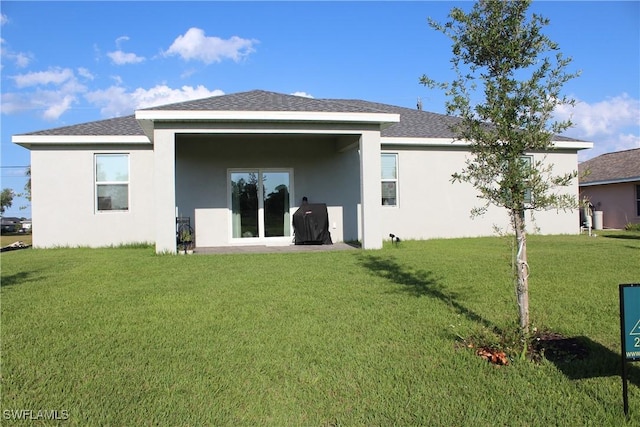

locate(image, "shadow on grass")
(602, 234), (640, 241)
(357, 253), (498, 332)
(1, 271), (39, 288)
(359, 253), (640, 388)
(543, 336), (640, 389)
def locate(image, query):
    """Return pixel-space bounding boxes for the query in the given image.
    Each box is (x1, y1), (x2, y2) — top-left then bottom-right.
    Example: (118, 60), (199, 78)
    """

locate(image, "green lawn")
(1, 233), (32, 248)
(2, 232), (639, 425)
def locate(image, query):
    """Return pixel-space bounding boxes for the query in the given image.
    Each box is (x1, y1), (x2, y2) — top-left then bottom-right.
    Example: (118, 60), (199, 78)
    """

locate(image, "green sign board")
(621, 284), (640, 361)
(620, 284), (640, 417)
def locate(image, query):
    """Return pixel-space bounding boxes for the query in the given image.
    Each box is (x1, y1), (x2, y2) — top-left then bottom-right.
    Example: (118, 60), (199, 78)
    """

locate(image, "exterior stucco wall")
(30, 145), (155, 248)
(580, 182), (640, 229)
(380, 146), (581, 240)
(175, 134), (361, 246)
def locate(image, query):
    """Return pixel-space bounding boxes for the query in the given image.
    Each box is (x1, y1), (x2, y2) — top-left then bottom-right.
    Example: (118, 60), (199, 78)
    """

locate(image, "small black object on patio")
(292, 202), (333, 245)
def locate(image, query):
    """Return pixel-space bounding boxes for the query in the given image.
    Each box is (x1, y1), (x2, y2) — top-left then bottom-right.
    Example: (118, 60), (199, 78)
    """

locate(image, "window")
(95, 154), (129, 211)
(521, 155), (533, 205)
(636, 185), (640, 216)
(230, 169), (291, 239)
(381, 153), (398, 206)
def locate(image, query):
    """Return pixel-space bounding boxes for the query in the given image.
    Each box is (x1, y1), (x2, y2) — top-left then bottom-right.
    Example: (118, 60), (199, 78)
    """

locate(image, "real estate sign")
(620, 283), (640, 418)
(621, 284), (640, 361)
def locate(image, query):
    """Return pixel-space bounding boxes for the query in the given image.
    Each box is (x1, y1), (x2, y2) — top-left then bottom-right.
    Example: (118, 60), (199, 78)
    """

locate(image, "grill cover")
(292, 203), (333, 245)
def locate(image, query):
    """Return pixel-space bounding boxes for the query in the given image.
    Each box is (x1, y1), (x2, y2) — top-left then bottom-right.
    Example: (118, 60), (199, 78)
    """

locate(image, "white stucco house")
(13, 90), (592, 253)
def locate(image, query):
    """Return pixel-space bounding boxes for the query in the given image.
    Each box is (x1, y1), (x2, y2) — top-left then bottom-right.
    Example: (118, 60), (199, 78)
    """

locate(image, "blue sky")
(1, 1), (639, 218)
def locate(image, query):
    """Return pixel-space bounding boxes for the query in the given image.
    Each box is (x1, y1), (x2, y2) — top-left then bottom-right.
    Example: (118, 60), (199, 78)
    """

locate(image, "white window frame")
(227, 168), (294, 243)
(95, 153), (130, 213)
(381, 153), (398, 207)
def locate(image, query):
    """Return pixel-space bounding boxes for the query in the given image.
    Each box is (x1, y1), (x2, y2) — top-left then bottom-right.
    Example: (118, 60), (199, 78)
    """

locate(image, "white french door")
(229, 169), (292, 242)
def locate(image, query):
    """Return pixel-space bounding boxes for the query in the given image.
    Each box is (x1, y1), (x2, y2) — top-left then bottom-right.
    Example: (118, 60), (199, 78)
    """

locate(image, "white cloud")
(2, 67), (88, 119)
(107, 50), (145, 65)
(1, 89), (81, 120)
(0, 92), (30, 114)
(12, 67), (75, 88)
(105, 35), (145, 65)
(164, 28), (257, 64)
(0, 37), (34, 68)
(291, 91), (314, 98)
(85, 84), (224, 117)
(1, 14), (8, 26)
(77, 67), (94, 80)
(556, 94), (640, 160)
(43, 95), (76, 121)
(555, 93), (640, 138)
(13, 52), (31, 68)
(115, 36), (129, 49)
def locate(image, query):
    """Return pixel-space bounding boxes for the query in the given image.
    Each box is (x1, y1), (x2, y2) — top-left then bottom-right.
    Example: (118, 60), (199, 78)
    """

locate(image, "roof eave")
(552, 140), (593, 150)
(382, 137), (594, 150)
(135, 110), (400, 139)
(12, 135), (151, 148)
(579, 176), (640, 187)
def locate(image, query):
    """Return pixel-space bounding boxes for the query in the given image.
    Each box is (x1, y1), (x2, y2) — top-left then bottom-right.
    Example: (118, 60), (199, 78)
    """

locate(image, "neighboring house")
(13, 90), (592, 253)
(1, 217), (22, 233)
(578, 148), (640, 229)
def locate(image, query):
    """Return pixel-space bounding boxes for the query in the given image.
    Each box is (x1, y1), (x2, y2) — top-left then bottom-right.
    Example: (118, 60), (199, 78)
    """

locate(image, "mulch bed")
(529, 331), (590, 363)
(459, 330), (591, 366)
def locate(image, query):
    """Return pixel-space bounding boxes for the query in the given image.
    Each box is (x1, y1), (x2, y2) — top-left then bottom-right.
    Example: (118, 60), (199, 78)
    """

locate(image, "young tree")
(421, 0), (579, 336)
(24, 166), (31, 202)
(1, 188), (15, 214)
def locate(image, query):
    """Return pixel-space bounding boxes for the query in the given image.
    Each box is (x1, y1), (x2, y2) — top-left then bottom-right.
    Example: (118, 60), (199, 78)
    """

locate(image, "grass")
(1, 231), (639, 425)
(1, 233), (32, 247)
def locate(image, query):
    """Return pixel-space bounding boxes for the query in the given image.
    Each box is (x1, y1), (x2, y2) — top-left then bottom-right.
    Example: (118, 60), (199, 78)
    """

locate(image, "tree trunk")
(513, 209), (530, 335)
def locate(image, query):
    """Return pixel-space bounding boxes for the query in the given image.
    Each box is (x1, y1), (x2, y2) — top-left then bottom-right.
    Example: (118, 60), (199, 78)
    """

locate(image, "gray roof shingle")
(16, 90), (588, 142)
(23, 115), (144, 136)
(327, 99), (462, 138)
(144, 90), (386, 114)
(578, 148), (640, 185)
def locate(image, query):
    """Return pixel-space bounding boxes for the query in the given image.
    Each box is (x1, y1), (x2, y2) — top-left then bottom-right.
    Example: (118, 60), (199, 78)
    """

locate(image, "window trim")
(636, 184), (640, 217)
(95, 153), (130, 213)
(521, 155), (533, 205)
(381, 152), (398, 207)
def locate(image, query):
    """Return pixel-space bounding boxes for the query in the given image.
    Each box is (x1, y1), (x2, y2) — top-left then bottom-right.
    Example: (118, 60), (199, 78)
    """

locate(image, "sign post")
(620, 283), (640, 418)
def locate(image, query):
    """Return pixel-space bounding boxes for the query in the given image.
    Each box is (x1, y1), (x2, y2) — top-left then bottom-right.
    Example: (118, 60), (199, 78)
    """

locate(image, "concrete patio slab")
(194, 242), (359, 255)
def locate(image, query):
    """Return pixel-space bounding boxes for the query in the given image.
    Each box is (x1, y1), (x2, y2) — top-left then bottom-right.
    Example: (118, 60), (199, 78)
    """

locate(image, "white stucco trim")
(382, 137), (593, 150)
(12, 135), (151, 147)
(136, 111), (399, 140)
(552, 140), (594, 150)
(135, 109), (400, 125)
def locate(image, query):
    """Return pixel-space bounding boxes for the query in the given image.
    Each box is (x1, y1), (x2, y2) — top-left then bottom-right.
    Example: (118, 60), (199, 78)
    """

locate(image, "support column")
(154, 128), (177, 253)
(359, 130), (383, 249)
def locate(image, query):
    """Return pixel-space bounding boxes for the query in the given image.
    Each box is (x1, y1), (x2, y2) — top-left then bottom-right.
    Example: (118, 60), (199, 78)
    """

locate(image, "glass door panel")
(263, 172), (290, 237)
(231, 172), (259, 238)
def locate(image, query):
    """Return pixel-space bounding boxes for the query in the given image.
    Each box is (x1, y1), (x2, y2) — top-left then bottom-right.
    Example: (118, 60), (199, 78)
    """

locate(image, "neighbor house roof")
(579, 148), (640, 186)
(14, 90), (590, 147)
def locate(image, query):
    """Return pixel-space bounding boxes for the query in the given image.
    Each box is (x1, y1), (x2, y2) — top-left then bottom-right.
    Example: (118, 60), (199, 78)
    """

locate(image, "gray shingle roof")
(23, 115), (144, 136)
(578, 148), (640, 185)
(327, 99), (462, 138)
(15, 90), (588, 142)
(143, 90), (386, 114)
